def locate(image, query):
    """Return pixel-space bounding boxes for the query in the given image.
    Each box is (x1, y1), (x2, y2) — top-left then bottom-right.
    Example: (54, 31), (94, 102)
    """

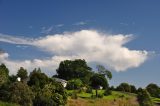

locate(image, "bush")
(86, 87), (93, 93)
(9, 82), (33, 106)
(97, 93), (103, 98)
(66, 79), (83, 90)
(116, 83), (131, 92)
(71, 91), (78, 99)
(104, 89), (111, 96)
(33, 81), (67, 106)
(137, 89), (153, 106)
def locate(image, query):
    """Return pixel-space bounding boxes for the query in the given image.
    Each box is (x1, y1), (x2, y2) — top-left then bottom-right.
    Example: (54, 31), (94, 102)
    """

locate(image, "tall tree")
(28, 68), (49, 89)
(96, 65), (112, 80)
(0, 64), (9, 86)
(17, 67), (28, 81)
(116, 83), (131, 92)
(56, 59), (92, 81)
(137, 89), (153, 106)
(146, 83), (160, 98)
(9, 82), (33, 106)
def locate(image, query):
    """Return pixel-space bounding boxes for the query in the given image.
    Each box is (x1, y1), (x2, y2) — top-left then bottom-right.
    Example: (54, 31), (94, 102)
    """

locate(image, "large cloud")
(0, 30), (149, 74)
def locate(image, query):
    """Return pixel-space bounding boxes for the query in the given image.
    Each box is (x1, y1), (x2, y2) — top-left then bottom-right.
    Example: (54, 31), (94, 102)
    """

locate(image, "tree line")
(0, 59), (160, 106)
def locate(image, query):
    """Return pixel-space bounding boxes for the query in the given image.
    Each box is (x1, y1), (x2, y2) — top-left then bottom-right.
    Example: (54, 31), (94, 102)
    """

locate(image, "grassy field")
(0, 101), (19, 106)
(67, 90), (139, 106)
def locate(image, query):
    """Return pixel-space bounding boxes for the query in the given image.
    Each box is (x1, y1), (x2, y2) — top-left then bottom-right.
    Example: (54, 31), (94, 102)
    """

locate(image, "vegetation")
(0, 59), (160, 106)
(137, 89), (153, 106)
(146, 83), (160, 98)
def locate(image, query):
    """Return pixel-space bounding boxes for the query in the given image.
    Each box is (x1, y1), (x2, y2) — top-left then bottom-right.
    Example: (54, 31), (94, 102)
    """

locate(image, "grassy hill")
(67, 90), (160, 106)
(0, 101), (19, 106)
(67, 90), (139, 106)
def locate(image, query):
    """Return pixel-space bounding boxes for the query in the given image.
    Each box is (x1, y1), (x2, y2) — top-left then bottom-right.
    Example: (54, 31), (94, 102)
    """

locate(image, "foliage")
(146, 83), (160, 98)
(33, 81), (67, 106)
(86, 86), (93, 93)
(104, 89), (111, 96)
(90, 73), (108, 89)
(116, 83), (131, 92)
(17, 67), (28, 81)
(130, 85), (137, 93)
(71, 91), (78, 99)
(28, 68), (49, 89)
(96, 65), (112, 80)
(66, 79), (83, 90)
(0, 64), (9, 87)
(9, 75), (17, 83)
(137, 89), (153, 106)
(56, 59), (92, 82)
(9, 82), (33, 106)
(0, 83), (10, 101)
(97, 93), (104, 98)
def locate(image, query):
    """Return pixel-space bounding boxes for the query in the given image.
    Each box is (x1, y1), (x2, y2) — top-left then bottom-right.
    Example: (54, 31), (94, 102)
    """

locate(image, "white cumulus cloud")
(0, 30), (150, 75)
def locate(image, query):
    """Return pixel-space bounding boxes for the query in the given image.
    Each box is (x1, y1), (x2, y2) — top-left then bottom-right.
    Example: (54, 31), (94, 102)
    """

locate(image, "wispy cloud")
(74, 21), (87, 26)
(0, 30), (151, 74)
(55, 24), (64, 27)
(41, 26), (53, 34)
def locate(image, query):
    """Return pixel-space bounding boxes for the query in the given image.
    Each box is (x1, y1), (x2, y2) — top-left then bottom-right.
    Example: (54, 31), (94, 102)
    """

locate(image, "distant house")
(53, 78), (67, 87)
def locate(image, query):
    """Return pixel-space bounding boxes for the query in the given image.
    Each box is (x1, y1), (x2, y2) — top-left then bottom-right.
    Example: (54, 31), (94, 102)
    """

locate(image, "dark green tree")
(0, 64), (9, 86)
(90, 73), (108, 97)
(17, 67), (28, 82)
(33, 81), (67, 106)
(66, 79), (83, 90)
(116, 83), (131, 92)
(146, 83), (160, 98)
(9, 82), (33, 106)
(28, 68), (49, 89)
(96, 65), (112, 80)
(137, 89), (153, 106)
(130, 85), (137, 93)
(56, 59), (92, 82)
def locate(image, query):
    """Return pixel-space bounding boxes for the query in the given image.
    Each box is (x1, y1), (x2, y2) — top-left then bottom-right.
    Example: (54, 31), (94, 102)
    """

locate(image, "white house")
(53, 78), (67, 87)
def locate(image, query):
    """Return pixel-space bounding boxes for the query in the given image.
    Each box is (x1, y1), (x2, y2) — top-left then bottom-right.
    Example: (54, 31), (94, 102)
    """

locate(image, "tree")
(146, 83), (160, 98)
(90, 73), (108, 97)
(9, 82), (33, 106)
(96, 65), (112, 80)
(17, 67), (28, 82)
(137, 89), (153, 106)
(28, 68), (49, 89)
(66, 79), (83, 90)
(0, 64), (9, 86)
(130, 85), (137, 93)
(56, 59), (92, 82)
(116, 83), (131, 92)
(33, 81), (67, 106)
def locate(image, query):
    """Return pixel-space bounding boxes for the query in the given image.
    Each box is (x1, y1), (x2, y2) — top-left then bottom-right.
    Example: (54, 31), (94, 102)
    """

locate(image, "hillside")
(67, 90), (160, 106)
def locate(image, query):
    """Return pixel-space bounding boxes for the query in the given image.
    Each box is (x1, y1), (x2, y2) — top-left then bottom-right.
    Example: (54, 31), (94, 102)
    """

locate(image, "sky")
(0, 0), (160, 88)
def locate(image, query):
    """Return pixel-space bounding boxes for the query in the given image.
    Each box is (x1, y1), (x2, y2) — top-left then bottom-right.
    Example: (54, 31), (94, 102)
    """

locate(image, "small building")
(53, 78), (67, 87)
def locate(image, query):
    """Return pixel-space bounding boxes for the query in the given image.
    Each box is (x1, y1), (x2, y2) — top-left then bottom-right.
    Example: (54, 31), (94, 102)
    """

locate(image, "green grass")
(0, 101), (19, 106)
(151, 97), (160, 104)
(67, 90), (136, 99)
(68, 90), (160, 106)
(67, 90), (139, 106)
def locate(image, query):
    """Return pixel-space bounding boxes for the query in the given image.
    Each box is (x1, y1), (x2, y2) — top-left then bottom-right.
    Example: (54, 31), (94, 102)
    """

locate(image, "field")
(67, 90), (139, 106)
(0, 101), (19, 106)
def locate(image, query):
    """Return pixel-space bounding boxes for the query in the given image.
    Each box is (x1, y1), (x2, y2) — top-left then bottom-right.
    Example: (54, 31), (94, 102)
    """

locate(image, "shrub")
(97, 93), (103, 98)
(66, 79), (83, 90)
(104, 89), (111, 96)
(86, 87), (93, 93)
(137, 89), (153, 106)
(9, 82), (33, 106)
(71, 91), (78, 99)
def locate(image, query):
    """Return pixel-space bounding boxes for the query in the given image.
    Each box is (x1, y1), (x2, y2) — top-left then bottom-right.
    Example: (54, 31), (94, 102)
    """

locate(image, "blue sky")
(0, 0), (159, 87)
